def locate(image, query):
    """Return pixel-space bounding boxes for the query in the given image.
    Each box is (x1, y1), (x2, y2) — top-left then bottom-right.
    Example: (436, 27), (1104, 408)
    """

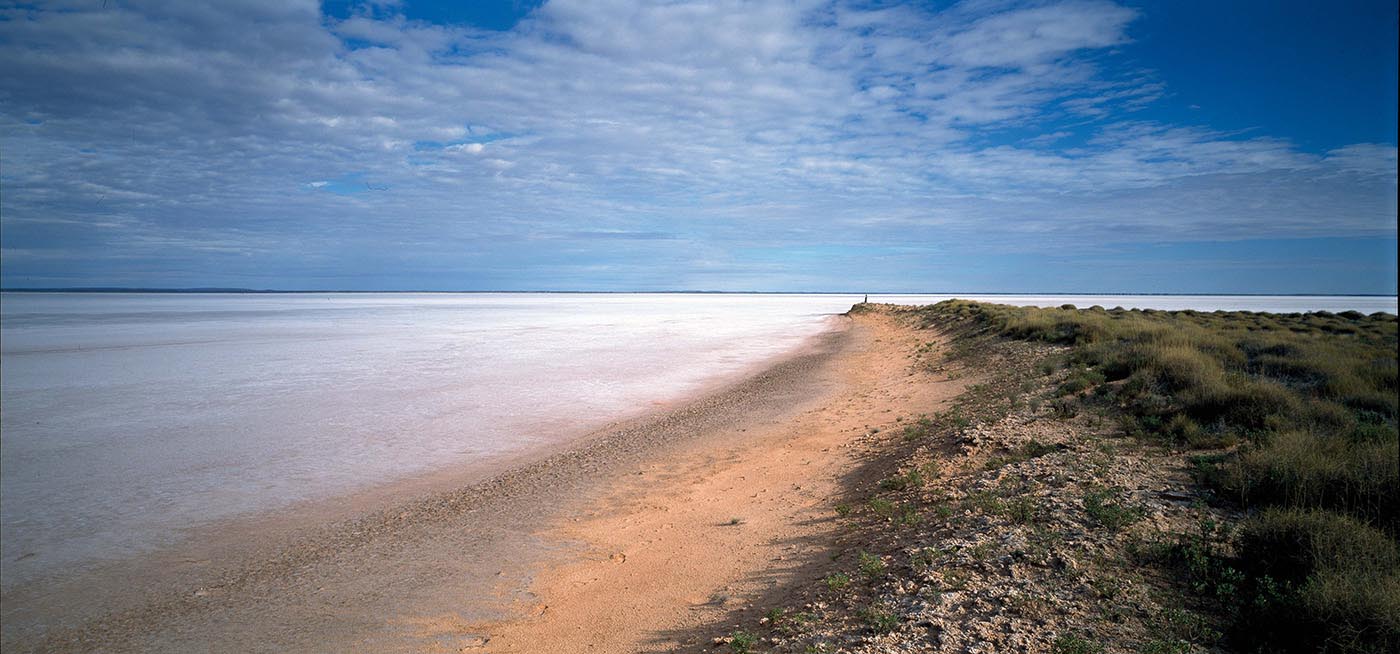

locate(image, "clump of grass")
(1052, 633), (1103, 654)
(1161, 414), (1235, 449)
(858, 550), (886, 578)
(909, 547), (939, 572)
(895, 503), (920, 527)
(728, 630), (756, 654)
(968, 491), (1003, 514)
(879, 468), (925, 491)
(1004, 496), (1041, 524)
(1021, 439), (1060, 458)
(1229, 508), (1400, 652)
(858, 605), (899, 633)
(901, 415), (936, 441)
(824, 572), (850, 590)
(1150, 606), (1221, 647)
(867, 497), (896, 518)
(1082, 486), (1144, 531)
(1057, 366), (1106, 396)
(834, 502), (852, 517)
(942, 409), (972, 432)
(1153, 509), (1400, 652)
(1139, 639), (1190, 654)
(963, 490), (1005, 515)
(1049, 397), (1079, 418)
(1216, 429), (1398, 532)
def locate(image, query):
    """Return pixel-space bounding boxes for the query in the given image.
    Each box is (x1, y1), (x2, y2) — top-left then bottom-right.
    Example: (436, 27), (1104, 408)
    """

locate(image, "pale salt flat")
(0, 292), (864, 588)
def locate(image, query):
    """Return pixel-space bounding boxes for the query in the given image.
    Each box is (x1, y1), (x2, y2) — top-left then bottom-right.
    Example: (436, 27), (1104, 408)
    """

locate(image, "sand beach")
(4, 307), (957, 652)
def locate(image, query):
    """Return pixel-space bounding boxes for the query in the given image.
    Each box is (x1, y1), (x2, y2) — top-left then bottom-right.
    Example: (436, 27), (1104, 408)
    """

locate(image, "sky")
(0, 0), (1396, 293)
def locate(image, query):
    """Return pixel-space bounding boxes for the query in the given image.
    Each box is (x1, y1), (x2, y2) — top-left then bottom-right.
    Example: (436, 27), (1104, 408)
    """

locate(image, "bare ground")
(461, 310), (967, 653)
(693, 305), (1237, 654)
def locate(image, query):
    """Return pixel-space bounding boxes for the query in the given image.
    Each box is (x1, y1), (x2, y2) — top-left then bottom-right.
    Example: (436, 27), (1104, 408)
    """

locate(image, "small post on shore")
(863, 294), (868, 304)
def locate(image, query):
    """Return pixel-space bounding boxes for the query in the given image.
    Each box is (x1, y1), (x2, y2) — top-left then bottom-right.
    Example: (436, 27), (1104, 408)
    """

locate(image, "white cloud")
(1322, 143), (1399, 177)
(938, 1), (1138, 68)
(0, 0), (1394, 288)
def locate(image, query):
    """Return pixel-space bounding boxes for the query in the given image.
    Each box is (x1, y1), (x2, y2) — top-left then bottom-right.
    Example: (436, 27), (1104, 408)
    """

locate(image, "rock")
(456, 634), (490, 650)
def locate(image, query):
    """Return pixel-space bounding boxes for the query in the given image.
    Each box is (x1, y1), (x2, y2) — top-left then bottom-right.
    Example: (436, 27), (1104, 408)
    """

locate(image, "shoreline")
(458, 309), (970, 652)
(2, 314), (861, 652)
(5, 289), (1397, 298)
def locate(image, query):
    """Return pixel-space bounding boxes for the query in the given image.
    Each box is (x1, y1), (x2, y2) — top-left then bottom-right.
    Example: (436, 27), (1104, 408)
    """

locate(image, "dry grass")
(909, 300), (1399, 652)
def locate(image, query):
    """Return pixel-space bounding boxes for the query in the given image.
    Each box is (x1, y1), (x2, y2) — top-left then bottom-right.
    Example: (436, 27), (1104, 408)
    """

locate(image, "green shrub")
(1138, 639), (1190, 654)
(1232, 508), (1400, 653)
(1149, 606), (1221, 646)
(824, 572), (850, 590)
(1058, 366), (1107, 396)
(1082, 486), (1144, 531)
(1021, 439), (1060, 458)
(964, 490), (1004, 514)
(868, 497), (896, 518)
(1052, 633), (1104, 654)
(1004, 496), (1041, 524)
(859, 605), (899, 633)
(858, 550), (886, 578)
(902, 416), (936, 441)
(728, 630), (756, 654)
(1050, 397), (1079, 418)
(879, 468), (925, 491)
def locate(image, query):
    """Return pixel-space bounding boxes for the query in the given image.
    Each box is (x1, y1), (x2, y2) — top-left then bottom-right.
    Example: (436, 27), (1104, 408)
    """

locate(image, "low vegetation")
(913, 300), (1399, 653)
(708, 301), (1395, 653)
(729, 630), (757, 653)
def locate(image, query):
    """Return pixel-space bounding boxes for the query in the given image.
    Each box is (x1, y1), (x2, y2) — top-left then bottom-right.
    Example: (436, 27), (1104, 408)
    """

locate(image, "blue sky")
(1, 0), (1395, 292)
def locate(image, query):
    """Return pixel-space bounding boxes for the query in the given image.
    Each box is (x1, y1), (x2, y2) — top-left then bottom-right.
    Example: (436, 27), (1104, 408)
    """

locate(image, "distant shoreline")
(1, 288), (1395, 297)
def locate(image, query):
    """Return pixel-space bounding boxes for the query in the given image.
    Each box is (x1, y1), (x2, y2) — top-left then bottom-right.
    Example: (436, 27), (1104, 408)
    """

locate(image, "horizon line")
(1, 288), (1396, 298)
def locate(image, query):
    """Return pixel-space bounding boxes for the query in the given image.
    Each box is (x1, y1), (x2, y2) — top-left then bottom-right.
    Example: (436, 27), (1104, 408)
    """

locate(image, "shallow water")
(1, 291), (1393, 588)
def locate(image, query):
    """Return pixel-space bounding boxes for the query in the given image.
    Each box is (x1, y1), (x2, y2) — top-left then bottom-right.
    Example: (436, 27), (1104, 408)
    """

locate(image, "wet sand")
(3, 310), (959, 653)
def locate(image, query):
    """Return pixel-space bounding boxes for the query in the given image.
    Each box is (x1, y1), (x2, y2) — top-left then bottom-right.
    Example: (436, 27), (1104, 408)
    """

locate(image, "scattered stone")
(456, 633), (490, 650)
(716, 310), (1234, 653)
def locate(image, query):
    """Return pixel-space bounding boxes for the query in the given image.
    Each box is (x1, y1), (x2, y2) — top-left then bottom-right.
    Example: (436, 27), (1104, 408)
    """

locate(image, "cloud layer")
(1, 0), (1395, 290)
